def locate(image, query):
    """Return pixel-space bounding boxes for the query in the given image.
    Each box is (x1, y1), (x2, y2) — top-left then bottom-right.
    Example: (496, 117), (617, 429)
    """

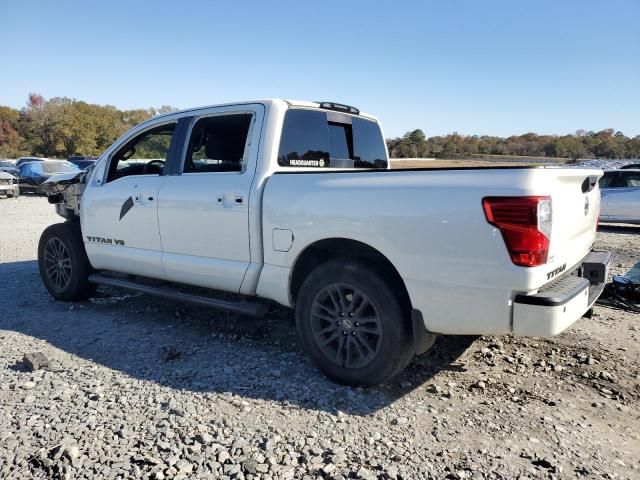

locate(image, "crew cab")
(38, 99), (610, 386)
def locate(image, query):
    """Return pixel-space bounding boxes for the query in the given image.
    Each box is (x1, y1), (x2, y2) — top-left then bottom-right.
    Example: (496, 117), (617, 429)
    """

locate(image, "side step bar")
(88, 273), (269, 317)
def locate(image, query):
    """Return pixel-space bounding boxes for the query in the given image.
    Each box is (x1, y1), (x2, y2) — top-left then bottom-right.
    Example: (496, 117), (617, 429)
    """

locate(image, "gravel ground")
(0, 195), (638, 480)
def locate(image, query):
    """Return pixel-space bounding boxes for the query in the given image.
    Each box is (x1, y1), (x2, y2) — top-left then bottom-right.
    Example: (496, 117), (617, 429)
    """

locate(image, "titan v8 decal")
(119, 196), (135, 220)
(546, 263), (567, 280)
(86, 236), (125, 246)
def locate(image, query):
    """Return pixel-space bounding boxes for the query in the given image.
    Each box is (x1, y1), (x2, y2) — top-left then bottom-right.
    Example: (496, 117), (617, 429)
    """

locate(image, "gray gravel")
(1, 195), (639, 480)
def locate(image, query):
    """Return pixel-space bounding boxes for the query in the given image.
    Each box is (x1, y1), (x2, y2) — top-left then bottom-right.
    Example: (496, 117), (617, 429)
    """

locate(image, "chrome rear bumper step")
(88, 273), (268, 317)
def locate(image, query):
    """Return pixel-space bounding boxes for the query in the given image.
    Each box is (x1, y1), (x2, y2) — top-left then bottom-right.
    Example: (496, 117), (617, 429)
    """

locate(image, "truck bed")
(260, 166), (602, 335)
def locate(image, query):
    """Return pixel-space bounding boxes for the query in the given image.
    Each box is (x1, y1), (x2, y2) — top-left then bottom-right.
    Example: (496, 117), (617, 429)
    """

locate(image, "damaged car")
(18, 161), (80, 194)
(0, 171), (20, 198)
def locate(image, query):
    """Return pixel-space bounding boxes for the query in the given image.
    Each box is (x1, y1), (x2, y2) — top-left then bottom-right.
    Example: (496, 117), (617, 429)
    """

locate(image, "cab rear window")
(278, 109), (388, 168)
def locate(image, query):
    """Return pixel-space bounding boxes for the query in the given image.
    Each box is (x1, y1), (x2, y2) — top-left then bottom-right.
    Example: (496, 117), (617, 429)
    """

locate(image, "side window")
(278, 109), (388, 168)
(106, 123), (176, 183)
(621, 172), (640, 187)
(184, 114), (253, 173)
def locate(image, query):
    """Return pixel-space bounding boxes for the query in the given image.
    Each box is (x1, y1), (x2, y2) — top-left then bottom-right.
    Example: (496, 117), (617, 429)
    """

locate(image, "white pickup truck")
(39, 99), (610, 386)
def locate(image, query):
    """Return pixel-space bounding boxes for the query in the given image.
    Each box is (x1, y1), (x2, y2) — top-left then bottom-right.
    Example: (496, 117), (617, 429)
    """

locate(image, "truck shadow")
(0, 260), (476, 416)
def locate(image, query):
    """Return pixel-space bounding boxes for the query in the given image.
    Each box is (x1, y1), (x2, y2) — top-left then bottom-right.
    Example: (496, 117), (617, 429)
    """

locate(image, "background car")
(620, 163), (640, 169)
(15, 156), (47, 167)
(0, 171), (20, 198)
(68, 155), (98, 170)
(0, 160), (19, 176)
(17, 160), (80, 193)
(599, 169), (640, 224)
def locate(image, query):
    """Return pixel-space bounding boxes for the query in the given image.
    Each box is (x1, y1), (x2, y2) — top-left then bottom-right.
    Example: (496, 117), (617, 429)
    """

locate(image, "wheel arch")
(289, 237), (412, 314)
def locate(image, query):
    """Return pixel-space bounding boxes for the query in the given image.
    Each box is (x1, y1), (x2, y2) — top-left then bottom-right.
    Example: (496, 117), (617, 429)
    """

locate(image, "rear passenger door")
(157, 104), (264, 293)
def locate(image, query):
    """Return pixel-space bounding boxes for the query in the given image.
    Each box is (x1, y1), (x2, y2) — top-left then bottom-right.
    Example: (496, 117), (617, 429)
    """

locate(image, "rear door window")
(183, 113), (253, 173)
(278, 109), (387, 168)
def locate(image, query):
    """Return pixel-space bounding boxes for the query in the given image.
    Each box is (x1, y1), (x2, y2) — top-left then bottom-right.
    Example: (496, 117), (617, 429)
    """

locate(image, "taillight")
(482, 196), (552, 267)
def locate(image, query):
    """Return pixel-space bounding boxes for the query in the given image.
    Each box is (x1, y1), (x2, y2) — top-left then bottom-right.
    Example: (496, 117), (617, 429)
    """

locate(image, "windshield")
(73, 160), (95, 169)
(38, 162), (80, 174)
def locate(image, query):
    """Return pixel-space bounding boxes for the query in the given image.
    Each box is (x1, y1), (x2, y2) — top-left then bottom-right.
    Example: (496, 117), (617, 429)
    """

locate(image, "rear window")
(278, 109), (387, 168)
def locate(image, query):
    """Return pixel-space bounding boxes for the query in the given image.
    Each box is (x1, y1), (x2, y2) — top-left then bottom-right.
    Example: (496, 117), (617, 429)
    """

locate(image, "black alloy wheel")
(42, 237), (73, 294)
(310, 283), (383, 369)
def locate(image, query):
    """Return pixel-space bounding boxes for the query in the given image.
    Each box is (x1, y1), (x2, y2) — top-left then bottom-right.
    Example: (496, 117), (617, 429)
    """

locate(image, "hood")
(0, 171), (15, 180)
(39, 170), (86, 194)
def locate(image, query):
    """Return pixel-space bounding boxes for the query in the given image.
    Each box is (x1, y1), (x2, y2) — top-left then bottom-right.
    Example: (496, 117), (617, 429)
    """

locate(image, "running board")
(88, 274), (268, 317)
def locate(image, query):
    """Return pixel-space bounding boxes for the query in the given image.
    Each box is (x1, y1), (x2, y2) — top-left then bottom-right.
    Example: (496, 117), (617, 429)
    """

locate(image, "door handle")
(135, 192), (155, 204)
(218, 193), (245, 208)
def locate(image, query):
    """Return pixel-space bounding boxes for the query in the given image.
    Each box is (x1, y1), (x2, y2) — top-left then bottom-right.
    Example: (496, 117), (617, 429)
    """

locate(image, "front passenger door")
(81, 121), (179, 278)
(607, 171), (640, 222)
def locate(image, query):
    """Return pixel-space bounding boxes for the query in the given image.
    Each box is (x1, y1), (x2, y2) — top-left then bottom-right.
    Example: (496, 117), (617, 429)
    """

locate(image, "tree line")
(1, 94), (638, 160)
(387, 128), (640, 160)
(0, 94), (175, 159)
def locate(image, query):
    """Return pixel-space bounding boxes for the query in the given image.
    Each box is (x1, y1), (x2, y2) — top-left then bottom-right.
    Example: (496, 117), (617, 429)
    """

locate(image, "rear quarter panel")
(261, 168), (603, 334)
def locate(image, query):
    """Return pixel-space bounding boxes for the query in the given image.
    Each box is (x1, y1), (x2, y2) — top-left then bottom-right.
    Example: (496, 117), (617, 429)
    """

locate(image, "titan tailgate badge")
(546, 263), (567, 280)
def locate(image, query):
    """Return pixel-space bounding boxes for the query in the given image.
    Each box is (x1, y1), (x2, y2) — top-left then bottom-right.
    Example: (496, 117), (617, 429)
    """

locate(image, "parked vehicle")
(18, 161), (79, 193)
(620, 163), (640, 170)
(37, 99), (610, 386)
(0, 160), (19, 176)
(599, 169), (640, 224)
(0, 171), (20, 198)
(68, 156), (98, 170)
(15, 156), (47, 167)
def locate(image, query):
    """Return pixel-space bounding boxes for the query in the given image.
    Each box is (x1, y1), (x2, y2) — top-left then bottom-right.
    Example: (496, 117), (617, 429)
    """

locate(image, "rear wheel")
(295, 258), (414, 386)
(38, 222), (95, 301)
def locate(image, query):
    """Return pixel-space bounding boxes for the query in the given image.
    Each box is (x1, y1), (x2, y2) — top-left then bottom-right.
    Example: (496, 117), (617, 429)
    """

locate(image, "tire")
(38, 222), (96, 301)
(8, 188), (19, 198)
(295, 258), (414, 386)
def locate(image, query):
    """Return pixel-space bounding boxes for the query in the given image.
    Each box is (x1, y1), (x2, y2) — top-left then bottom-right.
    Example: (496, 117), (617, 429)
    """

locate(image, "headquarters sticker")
(289, 159), (326, 167)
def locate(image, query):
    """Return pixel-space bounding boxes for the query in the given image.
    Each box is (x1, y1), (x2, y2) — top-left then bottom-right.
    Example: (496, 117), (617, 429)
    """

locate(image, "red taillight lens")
(482, 196), (552, 267)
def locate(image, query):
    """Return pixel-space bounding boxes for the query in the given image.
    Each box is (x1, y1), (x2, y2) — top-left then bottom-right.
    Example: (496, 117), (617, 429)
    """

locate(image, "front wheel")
(38, 222), (96, 301)
(295, 258), (414, 386)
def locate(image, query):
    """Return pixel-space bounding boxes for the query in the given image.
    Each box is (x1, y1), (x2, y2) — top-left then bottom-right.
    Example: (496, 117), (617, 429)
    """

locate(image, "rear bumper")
(512, 250), (611, 336)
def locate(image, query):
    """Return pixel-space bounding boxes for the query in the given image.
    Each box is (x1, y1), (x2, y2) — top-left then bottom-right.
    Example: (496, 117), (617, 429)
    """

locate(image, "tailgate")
(538, 168), (602, 286)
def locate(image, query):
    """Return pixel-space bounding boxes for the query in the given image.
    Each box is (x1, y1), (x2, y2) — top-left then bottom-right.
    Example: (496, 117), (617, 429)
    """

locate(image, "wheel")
(295, 258), (414, 386)
(8, 187), (19, 198)
(38, 222), (96, 301)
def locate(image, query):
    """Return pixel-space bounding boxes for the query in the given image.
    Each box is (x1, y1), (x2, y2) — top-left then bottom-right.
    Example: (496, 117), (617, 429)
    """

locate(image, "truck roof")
(147, 99), (378, 124)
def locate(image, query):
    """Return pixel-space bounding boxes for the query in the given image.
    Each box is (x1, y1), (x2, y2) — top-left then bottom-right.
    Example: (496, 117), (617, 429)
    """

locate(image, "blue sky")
(1, 0), (638, 137)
